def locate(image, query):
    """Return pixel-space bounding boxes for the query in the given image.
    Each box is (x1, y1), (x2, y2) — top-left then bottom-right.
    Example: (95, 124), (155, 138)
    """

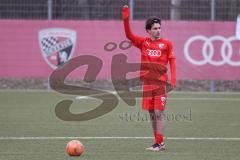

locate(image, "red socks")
(154, 132), (163, 144)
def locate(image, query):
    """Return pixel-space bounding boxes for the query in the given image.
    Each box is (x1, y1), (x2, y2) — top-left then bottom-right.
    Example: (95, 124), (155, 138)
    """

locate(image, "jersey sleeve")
(167, 41), (176, 59)
(123, 18), (145, 49)
(169, 58), (176, 86)
(168, 41), (176, 86)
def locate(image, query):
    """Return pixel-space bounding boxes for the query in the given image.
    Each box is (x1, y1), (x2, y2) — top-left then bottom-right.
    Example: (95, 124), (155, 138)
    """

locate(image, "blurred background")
(0, 0), (240, 92)
(0, 0), (239, 20)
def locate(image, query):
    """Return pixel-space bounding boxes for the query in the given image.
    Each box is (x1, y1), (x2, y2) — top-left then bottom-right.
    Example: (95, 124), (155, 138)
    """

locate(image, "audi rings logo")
(184, 35), (240, 66)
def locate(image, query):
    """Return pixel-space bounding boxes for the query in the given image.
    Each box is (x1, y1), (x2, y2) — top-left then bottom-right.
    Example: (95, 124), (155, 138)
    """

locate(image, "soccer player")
(122, 5), (176, 151)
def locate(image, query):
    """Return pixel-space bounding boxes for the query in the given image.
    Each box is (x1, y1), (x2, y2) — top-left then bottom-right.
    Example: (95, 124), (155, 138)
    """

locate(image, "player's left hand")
(170, 80), (176, 88)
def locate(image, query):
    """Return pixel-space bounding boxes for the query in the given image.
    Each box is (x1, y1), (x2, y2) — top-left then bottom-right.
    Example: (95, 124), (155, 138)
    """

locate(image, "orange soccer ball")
(66, 140), (85, 156)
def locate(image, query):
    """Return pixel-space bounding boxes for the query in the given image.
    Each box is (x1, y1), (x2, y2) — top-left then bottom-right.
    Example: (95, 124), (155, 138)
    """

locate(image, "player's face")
(147, 23), (161, 40)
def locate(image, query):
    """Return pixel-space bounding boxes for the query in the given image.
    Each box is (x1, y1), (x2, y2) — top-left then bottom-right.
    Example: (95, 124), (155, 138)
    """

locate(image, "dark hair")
(145, 16), (161, 30)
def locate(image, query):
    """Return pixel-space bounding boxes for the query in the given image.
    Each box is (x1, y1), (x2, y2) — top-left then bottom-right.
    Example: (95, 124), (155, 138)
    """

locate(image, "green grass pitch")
(0, 90), (240, 160)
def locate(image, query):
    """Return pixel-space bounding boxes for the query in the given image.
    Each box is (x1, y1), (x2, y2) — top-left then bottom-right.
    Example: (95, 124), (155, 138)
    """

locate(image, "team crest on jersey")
(38, 28), (77, 69)
(158, 43), (165, 49)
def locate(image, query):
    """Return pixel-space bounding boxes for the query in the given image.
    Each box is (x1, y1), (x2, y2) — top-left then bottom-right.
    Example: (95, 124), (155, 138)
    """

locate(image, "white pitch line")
(166, 137), (240, 140)
(0, 137), (240, 140)
(74, 91), (240, 101)
(168, 98), (240, 101)
(75, 96), (240, 101)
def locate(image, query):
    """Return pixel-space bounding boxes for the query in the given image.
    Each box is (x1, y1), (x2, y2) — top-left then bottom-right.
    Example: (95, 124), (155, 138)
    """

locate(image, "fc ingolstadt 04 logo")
(38, 28), (77, 69)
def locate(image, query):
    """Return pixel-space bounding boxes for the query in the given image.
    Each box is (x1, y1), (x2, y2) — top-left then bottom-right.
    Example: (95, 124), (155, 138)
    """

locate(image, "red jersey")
(123, 18), (176, 82)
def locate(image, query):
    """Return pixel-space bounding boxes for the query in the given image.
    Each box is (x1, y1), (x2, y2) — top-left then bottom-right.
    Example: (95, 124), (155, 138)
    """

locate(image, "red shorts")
(142, 81), (167, 111)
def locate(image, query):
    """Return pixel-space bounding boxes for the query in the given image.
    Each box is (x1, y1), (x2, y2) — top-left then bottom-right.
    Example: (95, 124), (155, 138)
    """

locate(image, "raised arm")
(122, 5), (145, 48)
